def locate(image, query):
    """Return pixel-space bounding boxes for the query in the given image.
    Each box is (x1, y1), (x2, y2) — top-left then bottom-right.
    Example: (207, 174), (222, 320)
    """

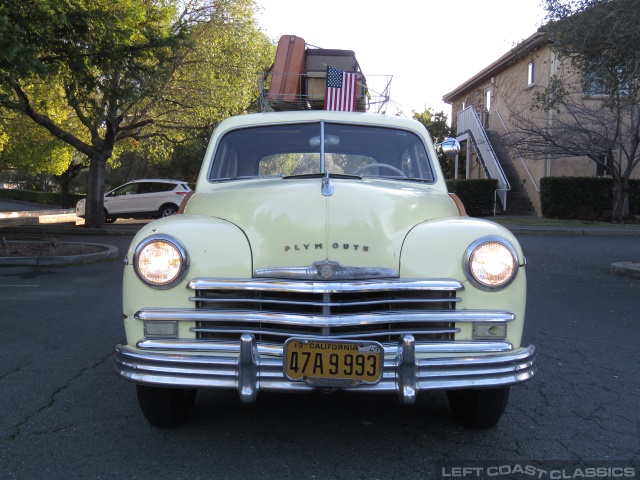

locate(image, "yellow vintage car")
(115, 110), (536, 428)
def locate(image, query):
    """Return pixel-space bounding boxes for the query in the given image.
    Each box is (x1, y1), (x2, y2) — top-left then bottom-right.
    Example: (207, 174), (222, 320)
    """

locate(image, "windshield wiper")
(213, 176), (257, 182)
(283, 173), (362, 180)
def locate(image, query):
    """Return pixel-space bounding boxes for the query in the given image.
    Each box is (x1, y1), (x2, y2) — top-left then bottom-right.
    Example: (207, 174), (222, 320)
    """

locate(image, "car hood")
(184, 178), (458, 272)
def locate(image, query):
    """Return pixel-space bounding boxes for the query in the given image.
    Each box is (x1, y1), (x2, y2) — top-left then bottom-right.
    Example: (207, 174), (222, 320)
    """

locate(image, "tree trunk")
(611, 179), (630, 223)
(55, 163), (86, 208)
(59, 176), (71, 209)
(85, 153), (109, 227)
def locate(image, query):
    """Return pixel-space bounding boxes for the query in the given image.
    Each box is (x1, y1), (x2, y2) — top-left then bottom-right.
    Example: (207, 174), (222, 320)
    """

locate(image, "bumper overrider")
(114, 335), (536, 404)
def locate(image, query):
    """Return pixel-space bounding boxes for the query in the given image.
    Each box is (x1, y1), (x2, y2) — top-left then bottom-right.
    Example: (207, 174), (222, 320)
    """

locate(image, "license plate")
(284, 339), (384, 387)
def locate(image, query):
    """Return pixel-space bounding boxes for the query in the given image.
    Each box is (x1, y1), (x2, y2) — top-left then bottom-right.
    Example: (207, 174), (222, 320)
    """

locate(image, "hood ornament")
(321, 170), (334, 197)
(315, 260), (339, 279)
(254, 261), (398, 280)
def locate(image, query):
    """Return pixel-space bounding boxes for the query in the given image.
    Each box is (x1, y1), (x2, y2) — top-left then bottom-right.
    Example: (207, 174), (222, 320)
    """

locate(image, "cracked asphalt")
(0, 231), (638, 480)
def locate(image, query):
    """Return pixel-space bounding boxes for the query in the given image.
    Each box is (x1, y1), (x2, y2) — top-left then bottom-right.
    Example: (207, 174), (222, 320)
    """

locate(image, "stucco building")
(442, 28), (637, 216)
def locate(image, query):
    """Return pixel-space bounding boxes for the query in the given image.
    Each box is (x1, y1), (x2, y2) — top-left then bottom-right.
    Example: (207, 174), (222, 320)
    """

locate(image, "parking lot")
(0, 224), (639, 479)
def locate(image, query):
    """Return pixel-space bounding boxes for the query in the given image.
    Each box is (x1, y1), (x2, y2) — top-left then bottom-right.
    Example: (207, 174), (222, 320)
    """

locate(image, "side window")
(211, 143), (240, 179)
(527, 61), (535, 86)
(113, 184), (139, 196)
(137, 183), (155, 194)
(401, 143), (433, 181)
(149, 183), (176, 193)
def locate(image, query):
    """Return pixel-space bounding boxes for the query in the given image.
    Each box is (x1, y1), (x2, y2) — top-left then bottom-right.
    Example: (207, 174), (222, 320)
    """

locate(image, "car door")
(136, 182), (173, 214)
(104, 182), (141, 215)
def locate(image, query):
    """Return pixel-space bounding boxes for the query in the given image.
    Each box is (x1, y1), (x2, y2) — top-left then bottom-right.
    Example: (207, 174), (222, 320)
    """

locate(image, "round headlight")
(133, 235), (188, 288)
(464, 237), (519, 291)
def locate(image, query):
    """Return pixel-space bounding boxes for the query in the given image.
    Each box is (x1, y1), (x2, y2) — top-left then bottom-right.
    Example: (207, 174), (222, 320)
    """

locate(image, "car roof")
(126, 179), (188, 184)
(214, 111), (428, 133)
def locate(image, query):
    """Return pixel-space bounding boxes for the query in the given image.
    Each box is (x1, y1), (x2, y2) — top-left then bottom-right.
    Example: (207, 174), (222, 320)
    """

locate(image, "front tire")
(447, 387), (510, 428)
(136, 385), (197, 428)
(159, 204), (179, 218)
(104, 210), (116, 223)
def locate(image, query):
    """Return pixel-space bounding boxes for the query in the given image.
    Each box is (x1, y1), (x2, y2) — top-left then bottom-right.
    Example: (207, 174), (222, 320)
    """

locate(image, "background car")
(76, 179), (191, 223)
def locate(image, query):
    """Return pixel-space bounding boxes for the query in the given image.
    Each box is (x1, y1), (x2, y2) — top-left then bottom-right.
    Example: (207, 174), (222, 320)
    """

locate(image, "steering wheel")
(353, 163), (407, 177)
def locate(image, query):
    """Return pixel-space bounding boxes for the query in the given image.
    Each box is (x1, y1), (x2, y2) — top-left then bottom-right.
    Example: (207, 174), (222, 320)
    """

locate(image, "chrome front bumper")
(114, 334), (537, 404)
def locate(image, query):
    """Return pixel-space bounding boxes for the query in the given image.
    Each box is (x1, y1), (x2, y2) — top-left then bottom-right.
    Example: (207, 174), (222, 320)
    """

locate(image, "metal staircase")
(484, 131), (536, 216)
(454, 107), (535, 216)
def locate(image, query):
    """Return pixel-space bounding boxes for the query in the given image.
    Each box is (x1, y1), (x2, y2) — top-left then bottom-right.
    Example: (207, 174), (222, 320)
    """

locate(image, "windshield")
(208, 122), (435, 182)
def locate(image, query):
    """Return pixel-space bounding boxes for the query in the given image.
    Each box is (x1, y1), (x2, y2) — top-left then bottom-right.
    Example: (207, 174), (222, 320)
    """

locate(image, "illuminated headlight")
(133, 235), (188, 288)
(464, 237), (519, 291)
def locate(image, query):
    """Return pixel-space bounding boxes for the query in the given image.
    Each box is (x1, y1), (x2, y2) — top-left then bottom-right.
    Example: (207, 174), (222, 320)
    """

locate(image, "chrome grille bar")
(190, 296), (460, 307)
(135, 308), (515, 326)
(189, 326), (460, 338)
(136, 338), (516, 355)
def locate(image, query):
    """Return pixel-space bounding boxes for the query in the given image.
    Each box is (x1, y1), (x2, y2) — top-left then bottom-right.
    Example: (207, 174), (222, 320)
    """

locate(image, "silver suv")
(76, 179), (191, 223)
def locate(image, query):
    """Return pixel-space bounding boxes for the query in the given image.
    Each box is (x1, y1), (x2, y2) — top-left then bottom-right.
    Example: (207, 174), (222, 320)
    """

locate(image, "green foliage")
(0, 109), (74, 175)
(446, 179), (499, 217)
(159, 0), (275, 129)
(0, 0), (275, 226)
(412, 108), (455, 177)
(544, 0), (640, 101)
(540, 176), (640, 219)
(0, 188), (83, 206)
(412, 108), (451, 140)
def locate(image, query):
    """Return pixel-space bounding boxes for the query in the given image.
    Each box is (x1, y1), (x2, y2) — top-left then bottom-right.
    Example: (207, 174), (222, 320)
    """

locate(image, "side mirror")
(436, 137), (461, 158)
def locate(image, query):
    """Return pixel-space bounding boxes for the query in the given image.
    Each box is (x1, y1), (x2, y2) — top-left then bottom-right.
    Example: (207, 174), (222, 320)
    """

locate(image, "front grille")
(188, 279), (462, 344)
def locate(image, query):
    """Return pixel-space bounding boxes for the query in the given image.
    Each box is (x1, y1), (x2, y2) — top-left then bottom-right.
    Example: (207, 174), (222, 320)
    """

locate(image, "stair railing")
(494, 108), (540, 192)
(456, 107), (511, 213)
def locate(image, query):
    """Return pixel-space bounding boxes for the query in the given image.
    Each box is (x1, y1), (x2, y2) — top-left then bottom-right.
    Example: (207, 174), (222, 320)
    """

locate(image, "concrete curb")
(0, 225), (140, 236)
(0, 242), (119, 266)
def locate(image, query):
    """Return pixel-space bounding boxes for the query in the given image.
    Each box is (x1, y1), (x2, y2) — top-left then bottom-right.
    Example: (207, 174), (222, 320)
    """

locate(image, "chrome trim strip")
(135, 308), (515, 326)
(188, 278), (464, 293)
(114, 340), (537, 397)
(255, 264), (398, 280)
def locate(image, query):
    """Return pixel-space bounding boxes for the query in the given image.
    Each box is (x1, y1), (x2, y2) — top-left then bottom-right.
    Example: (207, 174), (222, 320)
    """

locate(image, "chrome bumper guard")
(114, 334), (537, 404)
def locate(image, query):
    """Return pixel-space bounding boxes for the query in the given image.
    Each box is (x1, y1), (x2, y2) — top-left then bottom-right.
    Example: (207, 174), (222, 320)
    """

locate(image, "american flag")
(324, 65), (357, 112)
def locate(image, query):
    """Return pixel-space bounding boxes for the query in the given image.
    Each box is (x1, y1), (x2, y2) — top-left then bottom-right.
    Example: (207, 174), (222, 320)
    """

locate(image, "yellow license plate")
(284, 339), (383, 387)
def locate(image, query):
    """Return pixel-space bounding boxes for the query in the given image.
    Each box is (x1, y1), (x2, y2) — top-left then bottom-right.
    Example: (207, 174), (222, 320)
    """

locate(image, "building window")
(483, 86), (492, 127)
(595, 153), (612, 177)
(527, 61), (535, 86)
(583, 65), (630, 96)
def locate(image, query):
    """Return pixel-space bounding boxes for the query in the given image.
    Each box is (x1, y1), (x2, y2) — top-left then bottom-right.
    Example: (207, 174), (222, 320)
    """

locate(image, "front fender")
(123, 214), (252, 315)
(401, 217), (527, 347)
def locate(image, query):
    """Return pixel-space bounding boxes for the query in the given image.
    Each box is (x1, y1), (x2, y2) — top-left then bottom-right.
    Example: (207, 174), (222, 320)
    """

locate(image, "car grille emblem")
(315, 260), (339, 279)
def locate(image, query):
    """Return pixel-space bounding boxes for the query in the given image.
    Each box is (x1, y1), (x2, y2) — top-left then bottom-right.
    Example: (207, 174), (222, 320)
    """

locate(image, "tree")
(0, 0), (273, 227)
(0, 108), (76, 183)
(412, 108), (454, 177)
(0, 80), (88, 206)
(507, 0), (640, 221)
